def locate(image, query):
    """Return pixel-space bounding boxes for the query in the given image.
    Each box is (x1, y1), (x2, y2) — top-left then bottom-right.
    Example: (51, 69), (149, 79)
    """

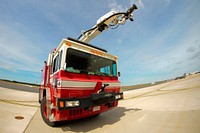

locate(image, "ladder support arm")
(78, 4), (137, 43)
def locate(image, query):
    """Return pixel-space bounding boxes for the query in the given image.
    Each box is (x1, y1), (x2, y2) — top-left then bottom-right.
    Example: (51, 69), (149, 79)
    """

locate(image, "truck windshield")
(65, 48), (117, 77)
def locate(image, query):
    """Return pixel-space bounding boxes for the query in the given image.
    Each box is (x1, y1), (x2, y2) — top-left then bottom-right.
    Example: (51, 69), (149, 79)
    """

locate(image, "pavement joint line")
(122, 80), (178, 100)
(0, 99), (39, 107)
(0, 99), (38, 102)
(123, 86), (200, 100)
(123, 88), (160, 100)
(139, 87), (200, 98)
(23, 107), (39, 133)
(158, 86), (200, 92)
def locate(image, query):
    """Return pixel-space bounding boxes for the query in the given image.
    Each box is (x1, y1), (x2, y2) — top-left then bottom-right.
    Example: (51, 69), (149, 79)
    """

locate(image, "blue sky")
(0, 0), (200, 85)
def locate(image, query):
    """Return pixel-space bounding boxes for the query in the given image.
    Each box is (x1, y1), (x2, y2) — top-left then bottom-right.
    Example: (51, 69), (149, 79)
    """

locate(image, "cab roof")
(67, 37), (107, 53)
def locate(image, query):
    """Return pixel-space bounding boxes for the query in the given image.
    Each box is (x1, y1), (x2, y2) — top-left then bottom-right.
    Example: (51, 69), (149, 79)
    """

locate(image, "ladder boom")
(78, 4), (137, 43)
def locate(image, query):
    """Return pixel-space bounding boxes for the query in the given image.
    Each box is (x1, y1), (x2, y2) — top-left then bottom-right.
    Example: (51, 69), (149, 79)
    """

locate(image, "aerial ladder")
(78, 4), (137, 43)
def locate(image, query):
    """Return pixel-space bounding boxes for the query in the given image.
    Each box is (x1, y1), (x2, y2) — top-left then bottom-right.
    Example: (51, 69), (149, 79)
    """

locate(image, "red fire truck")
(39, 5), (137, 126)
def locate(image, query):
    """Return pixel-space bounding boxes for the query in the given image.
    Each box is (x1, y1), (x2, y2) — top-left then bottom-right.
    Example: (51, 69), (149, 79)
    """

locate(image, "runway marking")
(137, 114), (147, 123)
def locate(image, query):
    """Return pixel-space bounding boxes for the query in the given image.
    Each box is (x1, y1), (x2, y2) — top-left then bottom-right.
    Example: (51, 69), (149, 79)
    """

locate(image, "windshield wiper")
(94, 71), (107, 76)
(80, 69), (89, 74)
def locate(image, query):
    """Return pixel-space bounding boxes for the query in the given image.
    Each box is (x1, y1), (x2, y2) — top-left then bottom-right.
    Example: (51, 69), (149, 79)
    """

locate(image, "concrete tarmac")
(1, 74), (200, 133)
(0, 87), (39, 133)
(25, 74), (200, 133)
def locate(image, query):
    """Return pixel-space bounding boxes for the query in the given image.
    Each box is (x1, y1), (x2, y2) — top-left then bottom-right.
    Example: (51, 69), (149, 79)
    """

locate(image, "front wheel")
(40, 97), (58, 127)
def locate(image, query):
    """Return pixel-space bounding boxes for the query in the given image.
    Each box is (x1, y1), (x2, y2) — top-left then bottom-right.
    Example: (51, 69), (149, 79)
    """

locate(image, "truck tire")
(40, 97), (58, 127)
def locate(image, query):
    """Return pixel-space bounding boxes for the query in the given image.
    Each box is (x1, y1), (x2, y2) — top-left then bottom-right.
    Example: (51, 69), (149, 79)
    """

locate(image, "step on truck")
(39, 4), (137, 126)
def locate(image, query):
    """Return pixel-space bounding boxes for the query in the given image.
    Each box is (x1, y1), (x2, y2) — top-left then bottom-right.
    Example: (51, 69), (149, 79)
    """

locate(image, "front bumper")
(57, 92), (123, 110)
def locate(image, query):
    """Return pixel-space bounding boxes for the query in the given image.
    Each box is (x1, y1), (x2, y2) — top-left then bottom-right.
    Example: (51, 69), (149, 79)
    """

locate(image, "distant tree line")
(0, 79), (40, 86)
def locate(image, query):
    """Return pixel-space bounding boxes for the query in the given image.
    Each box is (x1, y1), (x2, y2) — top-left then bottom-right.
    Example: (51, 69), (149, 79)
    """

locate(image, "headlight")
(65, 100), (80, 107)
(115, 94), (121, 100)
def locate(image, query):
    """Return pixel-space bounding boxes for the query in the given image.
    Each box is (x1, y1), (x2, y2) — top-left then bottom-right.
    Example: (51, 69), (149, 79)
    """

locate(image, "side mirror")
(118, 72), (121, 77)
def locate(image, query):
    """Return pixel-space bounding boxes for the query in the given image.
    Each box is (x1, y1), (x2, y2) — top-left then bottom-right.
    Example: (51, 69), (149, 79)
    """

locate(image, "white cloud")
(118, 38), (122, 43)
(108, 0), (126, 12)
(186, 47), (196, 53)
(0, 22), (43, 72)
(108, 0), (144, 12)
(0, 60), (17, 72)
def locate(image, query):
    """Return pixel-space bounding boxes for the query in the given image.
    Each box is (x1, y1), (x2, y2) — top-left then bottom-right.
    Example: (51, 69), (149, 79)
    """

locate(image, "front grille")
(69, 109), (83, 116)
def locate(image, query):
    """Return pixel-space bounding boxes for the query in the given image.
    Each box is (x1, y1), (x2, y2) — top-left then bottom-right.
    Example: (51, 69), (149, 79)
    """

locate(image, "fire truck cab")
(39, 37), (123, 126)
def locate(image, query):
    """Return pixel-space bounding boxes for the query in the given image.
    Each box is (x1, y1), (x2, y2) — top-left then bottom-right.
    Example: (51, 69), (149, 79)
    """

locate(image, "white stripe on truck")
(57, 80), (120, 89)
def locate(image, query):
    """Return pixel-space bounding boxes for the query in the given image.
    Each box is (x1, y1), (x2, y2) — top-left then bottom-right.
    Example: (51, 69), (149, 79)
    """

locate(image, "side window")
(53, 55), (59, 73)
(59, 50), (63, 69)
(53, 50), (63, 73)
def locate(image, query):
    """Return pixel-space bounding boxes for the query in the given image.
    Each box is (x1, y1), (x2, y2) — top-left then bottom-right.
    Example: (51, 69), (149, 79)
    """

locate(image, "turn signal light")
(59, 101), (64, 108)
